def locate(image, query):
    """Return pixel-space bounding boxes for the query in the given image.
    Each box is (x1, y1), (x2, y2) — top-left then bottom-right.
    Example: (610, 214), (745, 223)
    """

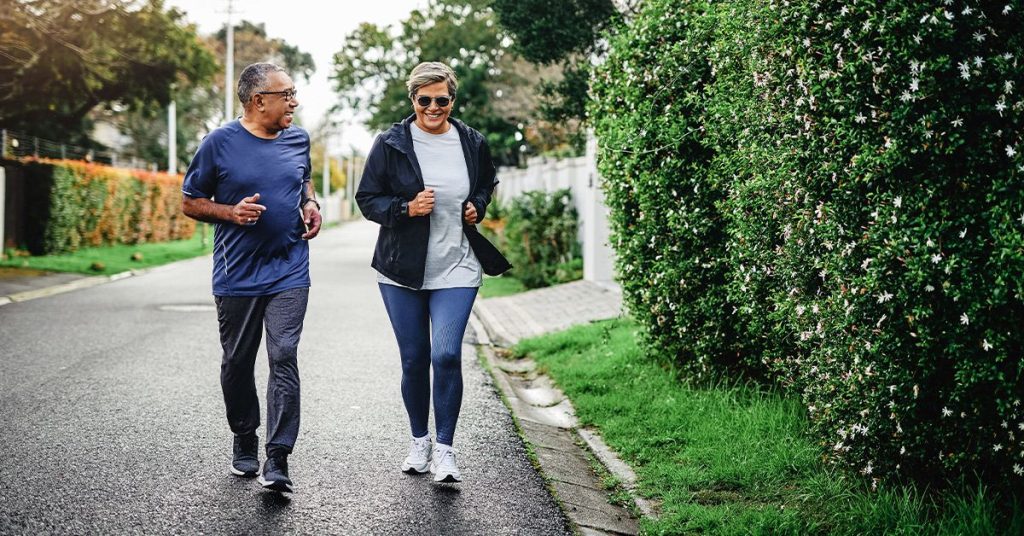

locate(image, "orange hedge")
(22, 159), (195, 254)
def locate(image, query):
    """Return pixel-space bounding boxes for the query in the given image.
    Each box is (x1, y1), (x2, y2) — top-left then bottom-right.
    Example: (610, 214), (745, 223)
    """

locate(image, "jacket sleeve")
(356, 135), (409, 228)
(470, 137), (499, 222)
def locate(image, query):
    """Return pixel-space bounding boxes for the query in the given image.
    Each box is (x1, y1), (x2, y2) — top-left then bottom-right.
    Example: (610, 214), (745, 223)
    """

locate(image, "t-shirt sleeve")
(182, 134), (217, 199)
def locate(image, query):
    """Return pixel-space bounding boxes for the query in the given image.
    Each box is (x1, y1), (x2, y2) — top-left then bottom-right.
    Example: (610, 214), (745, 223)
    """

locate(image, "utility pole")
(223, 0), (237, 123)
(167, 98), (177, 174)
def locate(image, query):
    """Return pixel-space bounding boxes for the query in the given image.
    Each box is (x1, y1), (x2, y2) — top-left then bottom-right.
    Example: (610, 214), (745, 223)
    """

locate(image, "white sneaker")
(429, 445), (462, 483)
(401, 435), (432, 474)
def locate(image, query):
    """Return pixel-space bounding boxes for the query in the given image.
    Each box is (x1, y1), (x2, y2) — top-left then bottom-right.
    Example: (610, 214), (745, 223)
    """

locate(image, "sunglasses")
(414, 95), (453, 108)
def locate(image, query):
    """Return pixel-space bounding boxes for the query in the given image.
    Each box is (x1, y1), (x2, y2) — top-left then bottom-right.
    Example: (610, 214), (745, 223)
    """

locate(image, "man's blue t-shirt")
(182, 120), (311, 297)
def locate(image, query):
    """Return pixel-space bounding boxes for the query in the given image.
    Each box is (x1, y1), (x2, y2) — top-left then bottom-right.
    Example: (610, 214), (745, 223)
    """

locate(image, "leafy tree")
(492, 0), (621, 136)
(331, 0), (533, 166)
(0, 0), (217, 147)
(112, 20), (317, 170)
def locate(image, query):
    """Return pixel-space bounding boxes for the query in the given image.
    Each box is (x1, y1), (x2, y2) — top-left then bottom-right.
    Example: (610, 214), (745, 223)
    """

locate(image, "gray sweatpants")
(214, 287), (308, 458)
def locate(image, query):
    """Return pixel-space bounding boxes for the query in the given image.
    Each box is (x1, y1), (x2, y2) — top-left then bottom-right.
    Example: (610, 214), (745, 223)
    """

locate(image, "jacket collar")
(381, 114), (480, 193)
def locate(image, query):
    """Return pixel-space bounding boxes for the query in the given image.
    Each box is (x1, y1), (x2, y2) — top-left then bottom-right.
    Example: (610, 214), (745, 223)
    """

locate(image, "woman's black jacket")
(355, 115), (512, 289)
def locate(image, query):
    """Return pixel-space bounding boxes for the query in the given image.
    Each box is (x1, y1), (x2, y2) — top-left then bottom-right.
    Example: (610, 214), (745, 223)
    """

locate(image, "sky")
(164, 0), (428, 154)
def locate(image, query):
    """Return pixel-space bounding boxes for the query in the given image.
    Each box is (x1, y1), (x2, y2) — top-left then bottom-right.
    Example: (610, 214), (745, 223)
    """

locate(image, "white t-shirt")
(378, 122), (482, 289)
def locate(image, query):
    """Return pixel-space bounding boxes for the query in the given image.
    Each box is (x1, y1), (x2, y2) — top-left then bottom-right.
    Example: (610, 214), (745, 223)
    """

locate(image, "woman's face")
(411, 81), (454, 134)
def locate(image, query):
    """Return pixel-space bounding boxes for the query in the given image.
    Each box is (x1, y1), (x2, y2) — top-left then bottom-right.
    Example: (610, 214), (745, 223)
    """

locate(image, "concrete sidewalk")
(473, 279), (623, 347)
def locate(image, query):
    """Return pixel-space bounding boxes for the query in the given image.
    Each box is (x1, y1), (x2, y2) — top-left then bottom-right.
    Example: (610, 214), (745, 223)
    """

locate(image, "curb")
(0, 258), (203, 307)
(472, 306), (654, 534)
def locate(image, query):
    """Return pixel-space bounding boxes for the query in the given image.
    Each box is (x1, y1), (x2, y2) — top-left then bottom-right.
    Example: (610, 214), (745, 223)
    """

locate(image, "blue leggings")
(378, 284), (478, 447)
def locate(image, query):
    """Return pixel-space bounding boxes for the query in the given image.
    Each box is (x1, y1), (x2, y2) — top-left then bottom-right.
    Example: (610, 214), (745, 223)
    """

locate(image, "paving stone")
(518, 420), (579, 452)
(534, 446), (598, 488)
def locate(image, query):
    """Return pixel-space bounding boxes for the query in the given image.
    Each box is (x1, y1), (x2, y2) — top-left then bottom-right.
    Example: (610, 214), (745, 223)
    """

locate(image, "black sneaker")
(230, 433), (259, 478)
(258, 455), (293, 493)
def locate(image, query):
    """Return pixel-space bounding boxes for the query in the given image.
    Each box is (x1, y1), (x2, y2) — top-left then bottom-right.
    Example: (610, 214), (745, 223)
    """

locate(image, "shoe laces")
(437, 447), (457, 469)
(410, 437), (432, 458)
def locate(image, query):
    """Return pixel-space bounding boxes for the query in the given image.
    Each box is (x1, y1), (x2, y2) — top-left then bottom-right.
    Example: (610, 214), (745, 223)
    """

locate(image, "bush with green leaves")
(11, 159), (195, 254)
(592, 0), (1024, 491)
(501, 188), (582, 289)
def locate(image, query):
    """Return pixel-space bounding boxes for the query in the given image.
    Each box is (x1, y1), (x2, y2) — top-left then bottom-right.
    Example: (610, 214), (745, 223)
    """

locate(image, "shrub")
(501, 188), (582, 289)
(592, 0), (1024, 491)
(13, 159), (194, 254)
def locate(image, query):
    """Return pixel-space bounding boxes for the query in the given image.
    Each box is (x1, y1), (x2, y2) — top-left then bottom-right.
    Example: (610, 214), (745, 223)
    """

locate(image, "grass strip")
(2, 226), (213, 276)
(514, 318), (1023, 535)
(480, 275), (527, 298)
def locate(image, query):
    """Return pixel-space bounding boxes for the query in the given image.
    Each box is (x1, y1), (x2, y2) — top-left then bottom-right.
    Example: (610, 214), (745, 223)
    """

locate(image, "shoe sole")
(230, 464), (258, 478)
(258, 475), (294, 493)
(433, 473), (461, 483)
(401, 462), (430, 474)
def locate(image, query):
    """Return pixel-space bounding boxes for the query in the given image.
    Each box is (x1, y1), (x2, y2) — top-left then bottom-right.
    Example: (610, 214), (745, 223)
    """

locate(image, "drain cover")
(158, 304), (216, 312)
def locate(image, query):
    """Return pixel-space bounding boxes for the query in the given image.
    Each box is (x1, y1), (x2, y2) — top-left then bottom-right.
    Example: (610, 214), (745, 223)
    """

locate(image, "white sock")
(413, 434), (431, 445)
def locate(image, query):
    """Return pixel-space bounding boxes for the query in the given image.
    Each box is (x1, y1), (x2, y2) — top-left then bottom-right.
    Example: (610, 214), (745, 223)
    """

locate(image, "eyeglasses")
(258, 89), (298, 101)
(414, 95), (452, 108)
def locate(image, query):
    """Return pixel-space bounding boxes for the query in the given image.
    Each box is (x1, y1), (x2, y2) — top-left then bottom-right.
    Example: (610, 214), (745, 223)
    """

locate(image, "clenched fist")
(408, 188), (435, 217)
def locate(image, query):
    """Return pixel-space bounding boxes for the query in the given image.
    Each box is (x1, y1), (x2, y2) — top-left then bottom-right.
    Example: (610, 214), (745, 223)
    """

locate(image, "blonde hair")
(406, 62), (458, 99)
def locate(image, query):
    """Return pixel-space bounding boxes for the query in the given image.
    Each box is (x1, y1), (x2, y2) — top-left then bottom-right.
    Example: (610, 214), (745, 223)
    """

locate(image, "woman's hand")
(463, 201), (478, 225)
(408, 188), (435, 216)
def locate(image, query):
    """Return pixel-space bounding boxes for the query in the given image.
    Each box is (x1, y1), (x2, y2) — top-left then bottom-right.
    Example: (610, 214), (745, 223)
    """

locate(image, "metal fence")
(0, 129), (159, 171)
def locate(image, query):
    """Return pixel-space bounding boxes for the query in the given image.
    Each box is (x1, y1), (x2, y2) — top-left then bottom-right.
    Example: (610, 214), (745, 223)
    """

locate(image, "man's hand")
(408, 188), (435, 217)
(463, 201), (478, 225)
(232, 193), (266, 226)
(302, 201), (322, 240)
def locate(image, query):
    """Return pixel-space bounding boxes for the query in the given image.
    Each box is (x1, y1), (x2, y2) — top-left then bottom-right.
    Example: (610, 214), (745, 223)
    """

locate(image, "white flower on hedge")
(983, 339), (993, 351)
(958, 61), (971, 80)
(914, 34), (923, 44)
(997, 101), (1007, 115)
(952, 117), (963, 127)
(925, 284), (935, 292)
(959, 228), (967, 238)
(877, 291), (893, 304)
(1007, 145), (1017, 158)
(972, 31), (985, 42)
(942, 407), (953, 417)
(994, 444), (1004, 452)
(931, 253), (942, 264)
(1006, 81), (1014, 94)
(973, 56), (984, 68)
(910, 79), (919, 92)
(1014, 464), (1023, 476)
(1004, 4), (1013, 15)
(963, 7), (974, 16)
(900, 446), (906, 455)
(913, 385), (919, 398)
(961, 313), (969, 325)
(855, 113), (867, 123)
(861, 462), (873, 475)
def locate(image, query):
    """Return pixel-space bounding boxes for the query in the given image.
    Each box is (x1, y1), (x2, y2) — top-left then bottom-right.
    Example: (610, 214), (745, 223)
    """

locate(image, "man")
(181, 62), (321, 493)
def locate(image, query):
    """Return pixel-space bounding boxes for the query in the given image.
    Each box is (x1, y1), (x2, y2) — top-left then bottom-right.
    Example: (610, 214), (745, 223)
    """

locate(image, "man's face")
(254, 71), (298, 130)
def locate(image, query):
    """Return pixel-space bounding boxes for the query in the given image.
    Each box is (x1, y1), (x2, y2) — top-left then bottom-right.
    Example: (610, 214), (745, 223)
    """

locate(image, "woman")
(356, 61), (511, 483)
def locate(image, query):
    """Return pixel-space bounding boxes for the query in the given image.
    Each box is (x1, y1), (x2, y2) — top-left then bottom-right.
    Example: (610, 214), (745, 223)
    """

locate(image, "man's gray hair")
(237, 62), (286, 106)
(406, 62), (458, 99)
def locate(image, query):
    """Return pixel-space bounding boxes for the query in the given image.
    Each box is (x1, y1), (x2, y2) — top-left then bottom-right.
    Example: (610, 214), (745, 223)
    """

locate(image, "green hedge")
(592, 0), (1024, 490)
(11, 159), (194, 254)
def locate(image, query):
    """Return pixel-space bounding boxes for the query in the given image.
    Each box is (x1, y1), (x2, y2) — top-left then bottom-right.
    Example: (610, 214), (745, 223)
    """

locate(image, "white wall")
(495, 133), (617, 284)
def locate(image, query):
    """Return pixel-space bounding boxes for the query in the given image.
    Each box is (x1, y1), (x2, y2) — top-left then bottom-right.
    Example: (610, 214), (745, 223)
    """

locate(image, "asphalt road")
(0, 220), (572, 535)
